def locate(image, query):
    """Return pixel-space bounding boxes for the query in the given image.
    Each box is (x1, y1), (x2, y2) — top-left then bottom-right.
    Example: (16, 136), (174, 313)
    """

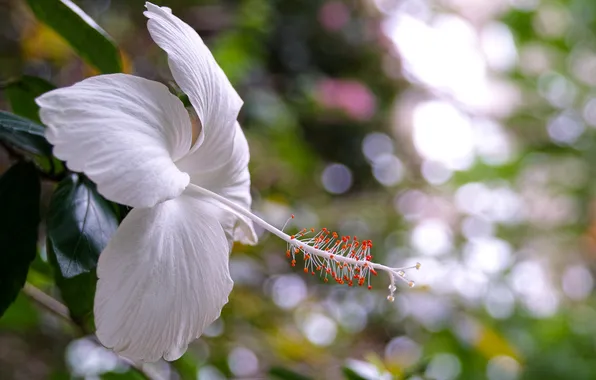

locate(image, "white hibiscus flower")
(36, 1), (418, 363)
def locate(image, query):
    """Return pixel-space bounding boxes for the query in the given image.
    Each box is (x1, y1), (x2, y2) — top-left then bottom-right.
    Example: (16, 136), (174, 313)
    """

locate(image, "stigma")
(283, 215), (420, 301)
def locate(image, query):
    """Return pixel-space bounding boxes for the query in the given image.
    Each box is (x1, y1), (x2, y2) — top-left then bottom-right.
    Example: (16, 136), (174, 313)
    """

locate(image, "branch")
(22, 282), (161, 380)
(23, 283), (70, 322)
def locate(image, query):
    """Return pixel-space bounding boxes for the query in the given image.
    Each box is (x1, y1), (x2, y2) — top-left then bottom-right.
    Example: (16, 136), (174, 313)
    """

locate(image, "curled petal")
(144, 2), (241, 161)
(143, 3), (257, 245)
(94, 195), (233, 362)
(37, 74), (192, 208)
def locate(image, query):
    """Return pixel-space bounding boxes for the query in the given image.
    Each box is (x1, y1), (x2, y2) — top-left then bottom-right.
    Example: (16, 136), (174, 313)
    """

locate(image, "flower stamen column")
(188, 184), (420, 301)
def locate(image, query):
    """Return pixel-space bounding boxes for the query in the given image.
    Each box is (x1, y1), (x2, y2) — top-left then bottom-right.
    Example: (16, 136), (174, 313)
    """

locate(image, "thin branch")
(22, 282), (160, 380)
(23, 283), (70, 322)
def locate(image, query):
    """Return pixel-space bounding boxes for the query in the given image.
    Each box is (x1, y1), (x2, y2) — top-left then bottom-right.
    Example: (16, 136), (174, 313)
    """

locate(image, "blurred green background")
(2, 0), (596, 379)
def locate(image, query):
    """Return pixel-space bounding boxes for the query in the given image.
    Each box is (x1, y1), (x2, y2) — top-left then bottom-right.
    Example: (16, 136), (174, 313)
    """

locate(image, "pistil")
(187, 184), (420, 300)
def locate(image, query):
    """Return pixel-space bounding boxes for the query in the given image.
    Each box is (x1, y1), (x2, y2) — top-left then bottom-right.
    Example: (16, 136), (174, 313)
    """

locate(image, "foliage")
(0, 162), (39, 317)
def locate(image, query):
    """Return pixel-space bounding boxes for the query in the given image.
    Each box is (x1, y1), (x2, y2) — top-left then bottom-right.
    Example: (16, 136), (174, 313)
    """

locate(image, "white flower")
(36, 2), (257, 362)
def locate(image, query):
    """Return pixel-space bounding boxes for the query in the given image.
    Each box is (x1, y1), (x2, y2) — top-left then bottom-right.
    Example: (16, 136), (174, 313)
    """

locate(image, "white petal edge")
(144, 2), (242, 162)
(94, 195), (233, 362)
(36, 74), (192, 208)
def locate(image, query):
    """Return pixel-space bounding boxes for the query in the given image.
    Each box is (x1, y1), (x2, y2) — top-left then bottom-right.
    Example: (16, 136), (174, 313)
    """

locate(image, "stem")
(187, 184), (414, 288)
(23, 283), (70, 322)
(22, 283), (160, 380)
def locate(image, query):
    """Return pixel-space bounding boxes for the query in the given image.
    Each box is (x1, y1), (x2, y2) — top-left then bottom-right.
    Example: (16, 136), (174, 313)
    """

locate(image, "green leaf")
(47, 241), (96, 331)
(0, 111), (53, 157)
(0, 161), (41, 318)
(3, 76), (55, 122)
(268, 367), (313, 380)
(26, 0), (122, 73)
(47, 174), (118, 278)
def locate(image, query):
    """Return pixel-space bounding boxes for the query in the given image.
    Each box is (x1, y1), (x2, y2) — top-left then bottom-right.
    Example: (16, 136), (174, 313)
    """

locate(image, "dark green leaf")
(268, 367), (313, 380)
(26, 0), (122, 73)
(0, 111), (53, 157)
(47, 240), (96, 331)
(0, 161), (41, 317)
(3, 76), (55, 123)
(47, 173), (118, 278)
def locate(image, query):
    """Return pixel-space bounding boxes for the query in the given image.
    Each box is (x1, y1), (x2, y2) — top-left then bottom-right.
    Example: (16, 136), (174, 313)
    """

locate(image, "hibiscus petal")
(143, 3), (256, 244)
(36, 74), (192, 208)
(94, 194), (232, 362)
(144, 2), (241, 161)
(178, 122), (257, 245)
(220, 167), (258, 246)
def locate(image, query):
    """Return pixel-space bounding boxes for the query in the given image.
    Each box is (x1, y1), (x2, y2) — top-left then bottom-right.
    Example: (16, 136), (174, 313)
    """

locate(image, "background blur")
(1, 0), (596, 379)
